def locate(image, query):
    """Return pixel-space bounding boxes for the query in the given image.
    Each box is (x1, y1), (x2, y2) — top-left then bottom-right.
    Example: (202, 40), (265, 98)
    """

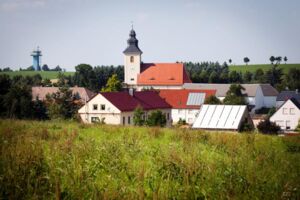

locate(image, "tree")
(53, 65), (62, 71)
(42, 64), (50, 71)
(228, 59), (232, 65)
(269, 56), (275, 65)
(2, 67), (12, 72)
(133, 106), (145, 126)
(253, 69), (265, 83)
(265, 66), (283, 87)
(74, 64), (95, 89)
(204, 95), (222, 104)
(199, 70), (209, 83)
(45, 87), (80, 119)
(243, 57), (250, 65)
(208, 71), (219, 83)
(243, 71), (253, 83)
(275, 56), (282, 65)
(26, 66), (35, 71)
(283, 68), (300, 90)
(284, 56), (288, 64)
(146, 110), (167, 127)
(257, 119), (281, 134)
(223, 84), (247, 105)
(229, 71), (242, 83)
(101, 74), (122, 92)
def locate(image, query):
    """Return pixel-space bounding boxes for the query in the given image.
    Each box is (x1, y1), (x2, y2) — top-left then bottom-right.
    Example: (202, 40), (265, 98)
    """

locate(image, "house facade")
(123, 29), (191, 90)
(158, 89), (216, 124)
(78, 91), (172, 125)
(270, 98), (300, 131)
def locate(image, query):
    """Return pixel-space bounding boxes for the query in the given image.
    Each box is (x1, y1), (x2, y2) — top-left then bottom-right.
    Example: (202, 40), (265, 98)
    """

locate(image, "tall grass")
(0, 120), (299, 199)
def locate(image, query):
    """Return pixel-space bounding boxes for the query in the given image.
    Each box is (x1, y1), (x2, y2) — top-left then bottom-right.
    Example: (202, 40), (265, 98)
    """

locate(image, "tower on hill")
(31, 46), (42, 71)
(123, 28), (142, 86)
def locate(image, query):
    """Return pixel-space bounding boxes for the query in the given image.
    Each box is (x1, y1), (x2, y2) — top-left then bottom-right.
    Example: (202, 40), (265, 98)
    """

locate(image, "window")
(290, 108), (295, 115)
(91, 117), (100, 123)
(128, 116), (131, 124)
(167, 113), (170, 120)
(123, 117), (125, 125)
(101, 104), (105, 110)
(282, 108), (288, 115)
(178, 110), (184, 114)
(130, 56), (134, 63)
(286, 121), (291, 130)
(93, 104), (98, 110)
(131, 78), (134, 81)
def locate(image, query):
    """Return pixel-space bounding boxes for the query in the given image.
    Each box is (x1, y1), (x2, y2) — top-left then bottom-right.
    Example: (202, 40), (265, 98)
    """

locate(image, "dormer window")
(149, 77), (155, 80)
(169, 77), (175, 80)
(130, 56), (134, 63)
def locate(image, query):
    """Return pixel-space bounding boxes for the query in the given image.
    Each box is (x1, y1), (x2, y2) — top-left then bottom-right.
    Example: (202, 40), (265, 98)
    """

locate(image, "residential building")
(276, 90), (300, 108)
(78, 91), (172, 125)
(183, 83), (278, 112)
(32, 86), (95, 102)
(158, 89), (216, 124)
(192, 104), (253, 131)
(123, 28), (191, 90)
(270, 98), (300, 131)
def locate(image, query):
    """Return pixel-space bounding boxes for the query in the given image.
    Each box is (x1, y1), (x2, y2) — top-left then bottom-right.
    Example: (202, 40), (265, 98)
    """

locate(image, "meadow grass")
(0, 71), (75, 79)
(229, 63), (300, 74)
(0, 120), (299, 199)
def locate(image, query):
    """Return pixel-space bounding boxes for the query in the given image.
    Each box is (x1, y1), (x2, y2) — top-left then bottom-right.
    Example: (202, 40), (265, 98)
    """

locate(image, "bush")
(146, 110), (167, 127)
(257, 119), (281, 134)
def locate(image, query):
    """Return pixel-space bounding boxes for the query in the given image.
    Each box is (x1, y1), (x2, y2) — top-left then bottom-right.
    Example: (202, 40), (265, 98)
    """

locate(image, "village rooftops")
(137, 63), (192, 86)
(158, 89), (216, 109)
(277, 90), (300, 102)
(183, 83), (278, 97)
(100, 91), (171, 112)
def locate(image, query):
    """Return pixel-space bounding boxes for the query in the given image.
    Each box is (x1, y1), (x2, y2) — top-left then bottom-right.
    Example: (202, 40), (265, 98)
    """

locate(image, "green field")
(0, 71), (75, 79)
(229, 63), (300, 73)
(0, 120), (299, 199)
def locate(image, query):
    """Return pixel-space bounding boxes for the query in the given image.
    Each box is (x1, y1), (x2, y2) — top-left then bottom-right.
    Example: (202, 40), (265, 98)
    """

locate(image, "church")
(123, 28), (192, 90)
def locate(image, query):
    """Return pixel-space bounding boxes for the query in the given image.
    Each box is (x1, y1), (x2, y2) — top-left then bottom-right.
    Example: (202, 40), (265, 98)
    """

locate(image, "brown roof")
(137, 63), (192, 86)
(260, 84), (279, 96)
(32, 87), (95, 101)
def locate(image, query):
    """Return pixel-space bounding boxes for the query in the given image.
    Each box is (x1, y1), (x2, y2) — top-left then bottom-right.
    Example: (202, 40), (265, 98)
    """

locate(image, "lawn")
(0, 120), (299, 199)
(229, 63), (300, 74)
(0, 71), (75, 79)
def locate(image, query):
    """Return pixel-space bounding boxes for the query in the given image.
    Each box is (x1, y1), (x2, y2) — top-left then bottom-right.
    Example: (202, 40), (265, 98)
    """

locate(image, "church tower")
(123, 28), (142, 86)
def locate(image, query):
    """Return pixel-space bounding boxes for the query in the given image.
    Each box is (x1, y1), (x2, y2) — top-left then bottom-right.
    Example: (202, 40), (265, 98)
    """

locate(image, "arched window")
(130, 56), (134, 63)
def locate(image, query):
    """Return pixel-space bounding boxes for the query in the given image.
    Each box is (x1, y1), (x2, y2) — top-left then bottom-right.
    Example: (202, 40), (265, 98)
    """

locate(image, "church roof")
(123, 29), (143, 54)
(137, 63), (192, 86)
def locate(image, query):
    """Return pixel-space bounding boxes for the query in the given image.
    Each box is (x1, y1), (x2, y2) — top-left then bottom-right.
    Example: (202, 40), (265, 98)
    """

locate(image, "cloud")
(0, 0), (46, 12)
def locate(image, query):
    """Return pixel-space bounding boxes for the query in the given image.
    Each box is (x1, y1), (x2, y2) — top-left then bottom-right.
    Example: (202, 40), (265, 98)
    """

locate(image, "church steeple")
(123, 28), (143, 55)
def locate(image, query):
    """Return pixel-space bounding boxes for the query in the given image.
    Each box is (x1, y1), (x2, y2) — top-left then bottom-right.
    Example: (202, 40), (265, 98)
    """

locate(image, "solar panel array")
(186, 93), (206, 106)
(192, 105), (247, 130)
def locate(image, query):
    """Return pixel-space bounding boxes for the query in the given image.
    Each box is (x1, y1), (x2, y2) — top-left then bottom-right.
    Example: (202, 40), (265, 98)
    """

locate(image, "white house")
(270, 98), (300, 131)
(123, 28), (192, 90)
(192, 104), (253, 131)
(158, 89), (216, 125)
(183, 83), (278, 112)
(78, 91), (172, 125)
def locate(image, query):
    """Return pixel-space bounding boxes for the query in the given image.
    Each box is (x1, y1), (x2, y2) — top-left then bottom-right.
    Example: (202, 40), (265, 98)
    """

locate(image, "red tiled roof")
(158, 89), (216, 109)
(137, 63), (192, 86)
(101, 91), (171, 112)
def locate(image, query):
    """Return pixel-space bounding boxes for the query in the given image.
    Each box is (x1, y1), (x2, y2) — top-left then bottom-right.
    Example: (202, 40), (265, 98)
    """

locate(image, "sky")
(0, 0), (299, 71)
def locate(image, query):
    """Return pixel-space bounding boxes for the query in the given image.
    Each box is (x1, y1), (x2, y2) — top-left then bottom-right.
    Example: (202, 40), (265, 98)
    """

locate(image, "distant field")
(0, 71), (75, 79)
(229, 63), (300, 73)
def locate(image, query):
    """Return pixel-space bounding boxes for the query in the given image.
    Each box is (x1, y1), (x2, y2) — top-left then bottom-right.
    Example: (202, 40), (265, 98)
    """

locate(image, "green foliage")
(101, 74), (122, 92)
(146, 110), (167, 127)
(265, 65), (283, 87)
(223, 84), (247, 105)
(257, 119), (281, 134)
(204, 95), (222, 104)
(283, 68), (300, 90)
(133, 106), (145, 126)
(0, 120), (299, 199)
(177, 118), (187, 126)
(243, 57), (250, 65)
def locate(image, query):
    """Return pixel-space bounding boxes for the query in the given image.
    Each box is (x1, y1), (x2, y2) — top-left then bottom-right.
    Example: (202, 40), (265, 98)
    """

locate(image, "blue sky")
(0, 0), (299, 71)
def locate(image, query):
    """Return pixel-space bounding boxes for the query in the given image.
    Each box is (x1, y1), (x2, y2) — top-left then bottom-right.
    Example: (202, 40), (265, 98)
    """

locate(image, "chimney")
(129, 88), (134, 96)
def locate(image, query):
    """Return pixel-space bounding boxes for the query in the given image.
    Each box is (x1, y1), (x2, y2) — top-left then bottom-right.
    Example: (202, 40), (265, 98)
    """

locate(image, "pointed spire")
(123, 26), (143, 55)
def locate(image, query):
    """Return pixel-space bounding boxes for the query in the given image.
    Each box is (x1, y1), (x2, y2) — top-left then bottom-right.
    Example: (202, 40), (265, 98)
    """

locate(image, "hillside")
(0, 71), (75, 79)
(229, 63), (300, 73)
(0, 120), (299, 199)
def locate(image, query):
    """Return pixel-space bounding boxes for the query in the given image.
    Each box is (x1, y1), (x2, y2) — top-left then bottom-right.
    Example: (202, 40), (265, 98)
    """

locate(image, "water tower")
(31, 46), (42, 71)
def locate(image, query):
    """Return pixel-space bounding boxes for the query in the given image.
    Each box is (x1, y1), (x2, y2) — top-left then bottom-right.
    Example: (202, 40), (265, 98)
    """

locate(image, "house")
(270, 98), (300, 131)
(158, 89), (216, 124)
(276, 90), (300, 108)
(32, 86), (95, 102)
(192, 104), (253, 131)
(123, 28), (191, 90)
(183, 83), (278, 112)
(78, 91), (172, 125)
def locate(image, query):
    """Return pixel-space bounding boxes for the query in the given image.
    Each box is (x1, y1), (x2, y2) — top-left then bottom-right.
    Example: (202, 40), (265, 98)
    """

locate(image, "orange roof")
(137, 63), (192, 86)
(158, 89), (216, 109)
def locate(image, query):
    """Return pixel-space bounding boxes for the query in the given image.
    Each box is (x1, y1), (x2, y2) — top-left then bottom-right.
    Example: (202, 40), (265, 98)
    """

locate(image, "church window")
(130, 56), (134, 63)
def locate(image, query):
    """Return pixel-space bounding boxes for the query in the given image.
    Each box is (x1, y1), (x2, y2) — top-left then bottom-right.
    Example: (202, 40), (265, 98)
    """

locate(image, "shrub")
(257, 119), (281, 134)
(146, 110), (166, 127)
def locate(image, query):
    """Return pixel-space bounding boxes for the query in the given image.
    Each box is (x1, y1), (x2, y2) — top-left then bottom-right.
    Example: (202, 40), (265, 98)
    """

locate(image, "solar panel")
(187, 93), (206, 106)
